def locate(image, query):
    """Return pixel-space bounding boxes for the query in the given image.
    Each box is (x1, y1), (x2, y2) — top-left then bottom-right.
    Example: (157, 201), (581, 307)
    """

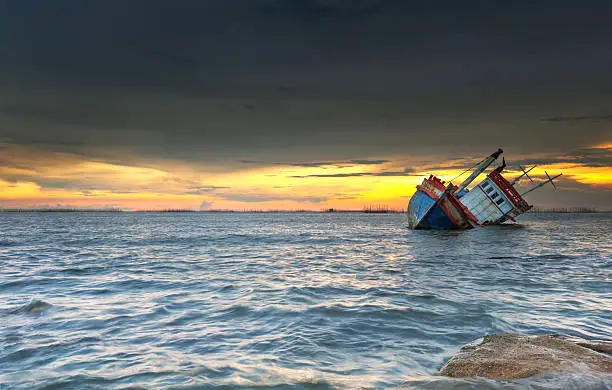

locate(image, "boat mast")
(510, 165), (536, 185)
(520, 172), (562, 196)
(455, 148), (503, 193)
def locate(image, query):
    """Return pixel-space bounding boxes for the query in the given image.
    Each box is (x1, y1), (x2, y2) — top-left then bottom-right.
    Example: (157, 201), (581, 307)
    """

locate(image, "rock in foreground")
(441, 333), (612, 380)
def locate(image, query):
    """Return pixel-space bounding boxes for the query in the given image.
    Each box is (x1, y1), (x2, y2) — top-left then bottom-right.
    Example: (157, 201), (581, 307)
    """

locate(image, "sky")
(1, 0), (611, 211)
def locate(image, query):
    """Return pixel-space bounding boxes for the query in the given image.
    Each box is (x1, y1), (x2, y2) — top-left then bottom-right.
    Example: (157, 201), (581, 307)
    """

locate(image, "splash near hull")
(406, 149), (560, 230)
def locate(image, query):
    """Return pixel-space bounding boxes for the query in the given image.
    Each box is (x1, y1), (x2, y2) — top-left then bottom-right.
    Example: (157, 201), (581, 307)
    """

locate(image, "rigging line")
(449, 157), (487, 183)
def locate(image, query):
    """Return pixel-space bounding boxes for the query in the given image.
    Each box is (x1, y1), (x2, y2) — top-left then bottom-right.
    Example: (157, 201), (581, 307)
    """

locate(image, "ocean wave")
(1, 212), (610, 389)
(6, 299), (53, 315)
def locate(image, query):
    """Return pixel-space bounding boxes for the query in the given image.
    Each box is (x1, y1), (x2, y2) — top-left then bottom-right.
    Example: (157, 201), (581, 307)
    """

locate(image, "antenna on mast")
(545, 171), (558, 190)
(510, 165), (536, 185)
(520, 165), (534, 182)
(520, 172), (562, 196)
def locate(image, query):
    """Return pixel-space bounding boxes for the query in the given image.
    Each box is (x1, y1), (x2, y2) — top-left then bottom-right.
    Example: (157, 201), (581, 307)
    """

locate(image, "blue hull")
(416, 203), (457, 229)
(407, 189), (456, 229)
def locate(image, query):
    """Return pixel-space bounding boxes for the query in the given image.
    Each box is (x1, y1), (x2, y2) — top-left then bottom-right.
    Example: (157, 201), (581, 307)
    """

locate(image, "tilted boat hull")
(411, 200), (458, 229)
(407, 188), (437, 228)
(407, 176), (476, 229)
(406, 149), (553, 230)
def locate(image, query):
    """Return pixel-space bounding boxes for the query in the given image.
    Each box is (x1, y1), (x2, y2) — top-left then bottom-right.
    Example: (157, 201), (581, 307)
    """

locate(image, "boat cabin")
(458, 171), (531, 225)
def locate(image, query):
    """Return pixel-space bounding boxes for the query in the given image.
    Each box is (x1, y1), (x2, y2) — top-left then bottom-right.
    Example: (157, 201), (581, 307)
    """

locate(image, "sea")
(0, 212), (610, 389)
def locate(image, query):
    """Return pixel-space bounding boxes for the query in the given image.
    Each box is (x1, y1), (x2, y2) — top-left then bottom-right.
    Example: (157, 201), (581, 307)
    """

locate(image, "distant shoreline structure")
(527, 207), (599, 213)
(0, 208), (404, 213)
(0, 207), (606, 213)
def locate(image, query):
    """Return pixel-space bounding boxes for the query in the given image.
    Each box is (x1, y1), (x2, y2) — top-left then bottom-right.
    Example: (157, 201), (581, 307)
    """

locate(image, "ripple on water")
(0, 212), (610, 389)
(6, 299), (53, 315)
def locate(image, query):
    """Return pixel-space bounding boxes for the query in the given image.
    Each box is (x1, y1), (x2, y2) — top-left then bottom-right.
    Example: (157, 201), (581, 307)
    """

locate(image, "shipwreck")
(407, 149), (562, 229)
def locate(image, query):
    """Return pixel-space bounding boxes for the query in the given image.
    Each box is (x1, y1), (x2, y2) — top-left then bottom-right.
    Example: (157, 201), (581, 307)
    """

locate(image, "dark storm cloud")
(184, 185), (231, 195)
(1, 0), (612, 164)
(291, 173), (368, 178)
(514, 178), (612, 209)
(413, 146), (612, 173)
(349, 160), (390, 165)
(218, 193), (328, 203)
(541, 114), (612, 122)
(511, 147), (612, 168)
(289, 168), (414, 178)
(240, 159), (389, 167)
(334, 195), (359, 200)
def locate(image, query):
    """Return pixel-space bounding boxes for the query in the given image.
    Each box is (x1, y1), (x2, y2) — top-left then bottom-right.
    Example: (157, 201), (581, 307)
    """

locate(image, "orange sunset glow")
(1, 144), (610, 211)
